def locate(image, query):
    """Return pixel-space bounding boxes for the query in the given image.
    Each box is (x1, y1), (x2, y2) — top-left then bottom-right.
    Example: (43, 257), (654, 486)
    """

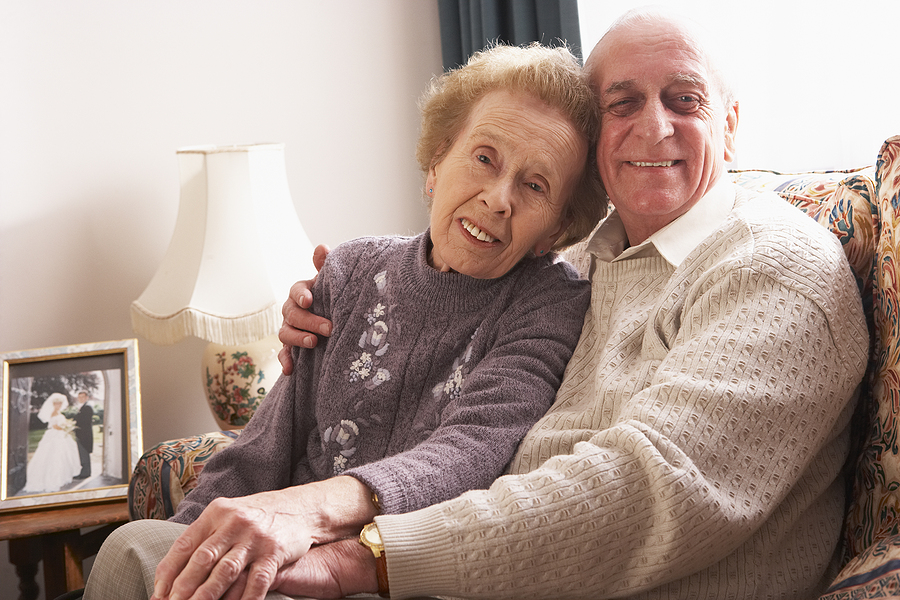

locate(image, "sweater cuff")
(375, 504), (460, 599)
(345, 465), (408, 514)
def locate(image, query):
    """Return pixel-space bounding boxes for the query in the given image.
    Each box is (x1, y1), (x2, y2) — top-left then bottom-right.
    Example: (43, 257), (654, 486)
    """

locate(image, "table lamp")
(131, 143), (314, 430)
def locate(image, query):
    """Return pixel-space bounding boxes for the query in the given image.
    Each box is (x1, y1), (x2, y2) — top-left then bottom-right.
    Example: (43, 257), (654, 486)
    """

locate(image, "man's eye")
(605, 99), (638, 117)
(671, 95), (701, 112)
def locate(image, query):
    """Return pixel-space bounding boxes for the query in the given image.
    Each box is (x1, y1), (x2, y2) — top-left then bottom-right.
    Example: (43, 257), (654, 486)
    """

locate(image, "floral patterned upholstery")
(821, 531), (900, 598)
(128, 430), (239, 520)
(128, 137), (900, 598)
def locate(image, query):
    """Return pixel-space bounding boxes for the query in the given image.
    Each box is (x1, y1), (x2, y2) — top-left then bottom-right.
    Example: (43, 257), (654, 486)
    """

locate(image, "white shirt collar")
(587, 177), (736, 267)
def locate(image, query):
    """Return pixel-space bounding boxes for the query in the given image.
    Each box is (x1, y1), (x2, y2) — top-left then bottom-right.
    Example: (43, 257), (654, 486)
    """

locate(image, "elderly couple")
(87, 7), (868, 600)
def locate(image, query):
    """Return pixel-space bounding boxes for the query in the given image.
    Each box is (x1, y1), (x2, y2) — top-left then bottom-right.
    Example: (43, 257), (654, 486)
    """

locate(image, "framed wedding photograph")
(0, 338), (142, 513)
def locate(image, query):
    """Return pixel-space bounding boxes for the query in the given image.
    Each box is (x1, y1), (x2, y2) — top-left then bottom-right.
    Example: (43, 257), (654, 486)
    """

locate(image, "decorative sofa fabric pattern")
(129, 137), (900, 598)
(128, 430), (238, 520)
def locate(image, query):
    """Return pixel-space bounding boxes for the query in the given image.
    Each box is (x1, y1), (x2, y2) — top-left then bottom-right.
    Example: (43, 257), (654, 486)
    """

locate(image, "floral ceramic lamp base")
(201, 333), (281, 430)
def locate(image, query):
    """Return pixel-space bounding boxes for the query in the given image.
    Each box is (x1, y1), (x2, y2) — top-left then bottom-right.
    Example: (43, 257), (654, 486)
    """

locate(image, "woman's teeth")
(462, 218), (496, 242)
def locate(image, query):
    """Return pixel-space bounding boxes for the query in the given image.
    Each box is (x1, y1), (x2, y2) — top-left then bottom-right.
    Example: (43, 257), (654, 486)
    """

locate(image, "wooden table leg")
(42, 529), (85, 600)
(8, 537), (41, 600)
(2, 500), (130, 598)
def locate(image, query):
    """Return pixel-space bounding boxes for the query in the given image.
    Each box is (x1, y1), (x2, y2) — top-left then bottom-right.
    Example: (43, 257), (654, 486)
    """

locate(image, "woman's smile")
(460, 218), (499, 244)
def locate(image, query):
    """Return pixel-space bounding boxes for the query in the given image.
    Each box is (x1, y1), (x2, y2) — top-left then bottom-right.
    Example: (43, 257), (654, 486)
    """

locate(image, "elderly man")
(90, 8), (867, 600)
(266, 9), (867, 600)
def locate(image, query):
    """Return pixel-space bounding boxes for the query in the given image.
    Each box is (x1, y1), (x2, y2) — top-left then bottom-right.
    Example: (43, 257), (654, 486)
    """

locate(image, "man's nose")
(634, 99), (675, 142)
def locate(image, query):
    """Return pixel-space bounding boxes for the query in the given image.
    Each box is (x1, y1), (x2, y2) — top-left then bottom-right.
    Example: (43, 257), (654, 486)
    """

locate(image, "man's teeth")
(461, 218), (496, 242)
(631, 161), (675, 167)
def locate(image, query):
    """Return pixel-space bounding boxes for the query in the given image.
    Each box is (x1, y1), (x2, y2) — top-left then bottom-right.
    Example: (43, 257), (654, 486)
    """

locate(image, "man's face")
(588, 21), (738, 243)
(78, 393), (88, 403)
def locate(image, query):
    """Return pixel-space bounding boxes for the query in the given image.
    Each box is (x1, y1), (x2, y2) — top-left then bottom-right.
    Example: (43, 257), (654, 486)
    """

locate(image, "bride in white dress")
(24, 393), (82, 493)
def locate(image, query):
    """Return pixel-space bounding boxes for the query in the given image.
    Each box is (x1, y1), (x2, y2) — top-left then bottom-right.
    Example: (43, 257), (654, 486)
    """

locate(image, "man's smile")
(628, 160), (678, 167)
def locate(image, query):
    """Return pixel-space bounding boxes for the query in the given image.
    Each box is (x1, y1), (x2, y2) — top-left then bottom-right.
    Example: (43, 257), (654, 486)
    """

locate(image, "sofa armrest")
(128, 430), (239, 520)
(820, 533), (900, 598)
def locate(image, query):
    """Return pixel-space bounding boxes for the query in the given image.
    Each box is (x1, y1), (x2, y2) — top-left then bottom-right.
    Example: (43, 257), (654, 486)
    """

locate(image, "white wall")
(577, 0), (900, 171)
(0, 2), (440, 596)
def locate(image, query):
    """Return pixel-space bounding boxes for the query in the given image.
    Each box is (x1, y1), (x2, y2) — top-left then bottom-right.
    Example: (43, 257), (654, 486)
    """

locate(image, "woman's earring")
(429, 188), (433, 194)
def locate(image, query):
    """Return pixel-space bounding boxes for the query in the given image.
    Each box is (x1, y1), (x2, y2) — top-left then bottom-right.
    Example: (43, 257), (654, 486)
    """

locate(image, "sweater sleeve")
(169, 372), (304, 524)
(346, 260), (590, 515)
(170, 275), (334, 525)
(375, 246), (869, 598)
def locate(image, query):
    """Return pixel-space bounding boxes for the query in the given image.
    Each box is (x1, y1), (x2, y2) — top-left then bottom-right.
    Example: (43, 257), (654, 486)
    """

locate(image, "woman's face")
(427, 89), (587, 279)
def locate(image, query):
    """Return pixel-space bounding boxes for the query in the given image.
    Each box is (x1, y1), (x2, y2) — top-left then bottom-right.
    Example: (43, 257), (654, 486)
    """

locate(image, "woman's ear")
(535, 215), (573, 255)
(425, 167), (436, 197)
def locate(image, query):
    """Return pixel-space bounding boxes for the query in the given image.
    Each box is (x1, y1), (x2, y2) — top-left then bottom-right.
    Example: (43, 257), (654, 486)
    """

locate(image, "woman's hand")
(151, 476), (377, 600)
(278, 244), (333, 375)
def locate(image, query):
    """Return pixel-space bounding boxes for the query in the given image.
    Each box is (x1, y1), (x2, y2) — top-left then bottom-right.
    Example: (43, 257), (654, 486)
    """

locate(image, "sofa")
(129, 136), (900, 598)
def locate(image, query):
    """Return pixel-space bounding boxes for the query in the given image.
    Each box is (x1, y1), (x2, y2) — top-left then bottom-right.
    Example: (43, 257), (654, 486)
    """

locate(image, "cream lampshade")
(131, 143), (315, 429)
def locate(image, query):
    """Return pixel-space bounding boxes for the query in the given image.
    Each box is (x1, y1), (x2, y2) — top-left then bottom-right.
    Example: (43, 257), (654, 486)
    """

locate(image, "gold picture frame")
(0, 339), (142, 513)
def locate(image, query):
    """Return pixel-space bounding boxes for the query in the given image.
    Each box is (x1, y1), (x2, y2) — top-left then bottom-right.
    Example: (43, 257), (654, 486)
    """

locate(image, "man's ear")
(724, 100), (739, 162)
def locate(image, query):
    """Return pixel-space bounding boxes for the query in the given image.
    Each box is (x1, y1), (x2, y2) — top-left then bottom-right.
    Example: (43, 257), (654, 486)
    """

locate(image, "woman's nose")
(482, 180), (514, 216)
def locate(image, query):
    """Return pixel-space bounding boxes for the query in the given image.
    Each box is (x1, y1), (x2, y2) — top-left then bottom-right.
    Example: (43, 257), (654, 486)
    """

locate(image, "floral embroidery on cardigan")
(433, 329), (479, 402)
(323, 419), (360, 475)
(346, 271), (392, 389)
(333, 271), (394, 473)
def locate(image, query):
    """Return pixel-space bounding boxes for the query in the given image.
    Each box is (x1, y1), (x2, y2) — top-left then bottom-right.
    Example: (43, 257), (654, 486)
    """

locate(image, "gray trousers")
(84, 519), (297, 600)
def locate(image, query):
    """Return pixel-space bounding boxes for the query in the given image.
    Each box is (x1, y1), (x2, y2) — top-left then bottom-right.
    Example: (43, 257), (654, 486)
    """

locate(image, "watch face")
(362, 522), (383, 546)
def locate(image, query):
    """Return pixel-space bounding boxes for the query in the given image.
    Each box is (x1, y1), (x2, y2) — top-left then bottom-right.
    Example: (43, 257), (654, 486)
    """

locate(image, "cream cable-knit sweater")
(375, 186), (869, 599)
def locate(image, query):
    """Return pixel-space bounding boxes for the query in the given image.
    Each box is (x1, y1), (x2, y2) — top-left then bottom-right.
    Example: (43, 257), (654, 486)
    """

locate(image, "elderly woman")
(85, 43), (605, 600)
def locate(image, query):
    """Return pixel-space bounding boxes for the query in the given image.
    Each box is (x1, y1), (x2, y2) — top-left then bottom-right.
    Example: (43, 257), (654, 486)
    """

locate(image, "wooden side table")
(1, 499), (130, 600)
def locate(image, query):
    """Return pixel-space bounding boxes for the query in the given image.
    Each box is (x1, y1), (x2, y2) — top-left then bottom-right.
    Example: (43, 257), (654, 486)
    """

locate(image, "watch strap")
(374, 550), (390, 597)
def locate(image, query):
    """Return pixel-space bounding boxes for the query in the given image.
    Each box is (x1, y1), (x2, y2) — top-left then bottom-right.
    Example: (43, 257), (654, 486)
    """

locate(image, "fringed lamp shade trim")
(130, 300), (280, 346)
(132, 143), (314, 348)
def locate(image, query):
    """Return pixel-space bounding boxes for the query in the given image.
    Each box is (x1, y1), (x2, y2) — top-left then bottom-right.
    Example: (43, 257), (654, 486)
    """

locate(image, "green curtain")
(437, 0), (582, 71)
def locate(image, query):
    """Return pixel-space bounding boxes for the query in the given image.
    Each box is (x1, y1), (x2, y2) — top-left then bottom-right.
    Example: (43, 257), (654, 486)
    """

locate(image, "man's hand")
(269, 538), (379, 600)
(278, 244), (333, 375)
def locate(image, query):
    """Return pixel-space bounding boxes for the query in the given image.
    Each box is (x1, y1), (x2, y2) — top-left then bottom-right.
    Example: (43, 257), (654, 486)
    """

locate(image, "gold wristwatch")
(359, 521), (390, 597)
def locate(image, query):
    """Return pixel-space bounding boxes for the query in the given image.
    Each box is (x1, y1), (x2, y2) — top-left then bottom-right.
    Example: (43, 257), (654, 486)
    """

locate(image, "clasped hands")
(151, 479), (377, 600)
(147, 482), (366, 599)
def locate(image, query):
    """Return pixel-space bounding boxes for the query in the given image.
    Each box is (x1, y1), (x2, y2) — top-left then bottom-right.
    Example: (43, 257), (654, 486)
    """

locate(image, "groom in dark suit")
(73, 390), (94, 479)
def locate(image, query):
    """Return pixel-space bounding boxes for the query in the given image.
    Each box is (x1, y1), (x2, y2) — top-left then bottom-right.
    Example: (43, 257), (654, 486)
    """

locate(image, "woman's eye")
(527, 182), (544, 193)
(477, 154), (491, 164)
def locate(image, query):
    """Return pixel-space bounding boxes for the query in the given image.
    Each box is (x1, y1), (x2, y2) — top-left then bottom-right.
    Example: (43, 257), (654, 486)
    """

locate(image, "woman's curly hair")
(416, 43), (607, 250)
